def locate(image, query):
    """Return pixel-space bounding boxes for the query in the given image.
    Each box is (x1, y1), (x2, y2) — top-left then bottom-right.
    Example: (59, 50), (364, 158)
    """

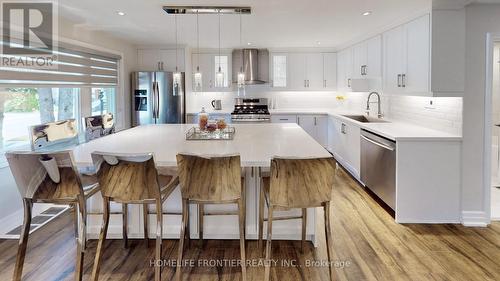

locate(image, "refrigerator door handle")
(152, 81), (157, 121)
(155, 81), (160, 120)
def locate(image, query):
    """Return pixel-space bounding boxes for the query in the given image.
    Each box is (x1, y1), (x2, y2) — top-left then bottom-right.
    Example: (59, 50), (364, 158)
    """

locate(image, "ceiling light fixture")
(215, 10), (225, 88)
(362, 11), (372, 16)
(247, 42), (252, 46)
(317, 41), (321, 45)
(163, 6), (251, 15)
(193, 10), (203, 92)
(117, 11), (125, 16)
(173, 14), (181, 95)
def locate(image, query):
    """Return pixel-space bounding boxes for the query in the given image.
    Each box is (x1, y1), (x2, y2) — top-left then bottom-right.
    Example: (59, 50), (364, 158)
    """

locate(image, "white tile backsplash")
(187, 88), (463, 135)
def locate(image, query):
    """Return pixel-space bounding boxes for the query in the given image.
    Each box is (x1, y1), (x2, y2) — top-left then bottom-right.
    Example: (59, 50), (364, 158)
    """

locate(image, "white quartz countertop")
(186, 110), (232, 115)
(72, 124), (331, 167)
(270, 108), (462, 142)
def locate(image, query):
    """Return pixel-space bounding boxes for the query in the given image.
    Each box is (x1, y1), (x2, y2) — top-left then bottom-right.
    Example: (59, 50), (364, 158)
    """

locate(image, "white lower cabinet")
(271, 114), (327, 148)
(327, 116), (360, 179)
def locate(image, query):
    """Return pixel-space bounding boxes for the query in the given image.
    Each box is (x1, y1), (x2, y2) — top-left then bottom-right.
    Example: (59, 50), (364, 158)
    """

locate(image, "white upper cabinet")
(366, 35), (382, 79)
(191, 53), (231, 92)
(284, 52), (337, 91)
(270, 53), (288, 88)
(159, 49), (185, 72)
(306, 53), (324, 90)
(337, 48), (353, 91)
(289, 53), (308, 90)
(383, 14), (430, 96)
(405, 15), (430, 94)
(323, 53), (337, 90)
(138, 48), (185, 72)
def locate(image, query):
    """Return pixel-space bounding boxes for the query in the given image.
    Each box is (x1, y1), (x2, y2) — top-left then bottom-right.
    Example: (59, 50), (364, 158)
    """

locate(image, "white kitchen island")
(72, 123), (331, 242)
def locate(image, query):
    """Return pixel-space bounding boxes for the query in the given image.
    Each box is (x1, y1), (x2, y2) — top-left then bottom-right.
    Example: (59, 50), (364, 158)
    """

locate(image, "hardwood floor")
(0, 168), (499, 281)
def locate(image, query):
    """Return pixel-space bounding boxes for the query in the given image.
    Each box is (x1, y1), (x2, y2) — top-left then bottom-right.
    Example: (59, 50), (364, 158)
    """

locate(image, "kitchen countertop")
(186, 110), (233, 115)
(270, 108), (462, 142)
(72, 123), (331, 167)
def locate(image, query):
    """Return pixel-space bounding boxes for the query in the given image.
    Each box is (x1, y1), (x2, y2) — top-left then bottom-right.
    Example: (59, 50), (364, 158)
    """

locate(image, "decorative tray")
(185, 127), (236, 140)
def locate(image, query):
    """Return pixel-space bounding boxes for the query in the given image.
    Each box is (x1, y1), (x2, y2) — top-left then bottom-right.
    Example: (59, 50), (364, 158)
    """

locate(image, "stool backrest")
(84, 113), (115, 142)
(176, 154), (241, 202)
(91, 152), (161, 201)
(270, 157), (335, 208)
(6, 150), (83, 200)
(29, 119), (78, 151)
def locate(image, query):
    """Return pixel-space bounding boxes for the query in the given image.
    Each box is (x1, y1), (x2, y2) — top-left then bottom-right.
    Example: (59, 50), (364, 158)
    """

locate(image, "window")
(0, 87), (80, 153)
(272, 55), (287, 88)
(214, 55), (229, 87)
(91, 87), (116, 116)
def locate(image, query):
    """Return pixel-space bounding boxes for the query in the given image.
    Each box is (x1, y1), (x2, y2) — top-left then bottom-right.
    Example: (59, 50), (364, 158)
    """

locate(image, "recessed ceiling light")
(247, 42), (252, 46)
(317, 41), (321, 45)
(117, 11), (125, 16)
(362, 11), (372, 16)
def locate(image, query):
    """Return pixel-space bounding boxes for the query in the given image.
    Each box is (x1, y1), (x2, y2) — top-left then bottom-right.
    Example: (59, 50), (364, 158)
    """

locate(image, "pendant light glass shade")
(215, 10), (225, 88)
(236, 12), (245, 93)
(193, 66), (203, 92)
(193, 11), (202, 92)
(173, 14), (181, 96)
(215, 66), (224, 87)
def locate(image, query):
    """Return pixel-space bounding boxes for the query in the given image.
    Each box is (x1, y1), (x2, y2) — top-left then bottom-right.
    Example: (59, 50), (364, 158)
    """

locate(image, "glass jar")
(198, 107), (209, 130)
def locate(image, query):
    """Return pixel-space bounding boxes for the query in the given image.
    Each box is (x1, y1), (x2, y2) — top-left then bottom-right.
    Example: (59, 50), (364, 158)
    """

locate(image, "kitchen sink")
(342, 115), (390, 123)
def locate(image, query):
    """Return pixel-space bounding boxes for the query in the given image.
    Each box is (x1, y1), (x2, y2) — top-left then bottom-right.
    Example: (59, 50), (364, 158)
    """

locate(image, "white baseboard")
(461, 211), (490, 227)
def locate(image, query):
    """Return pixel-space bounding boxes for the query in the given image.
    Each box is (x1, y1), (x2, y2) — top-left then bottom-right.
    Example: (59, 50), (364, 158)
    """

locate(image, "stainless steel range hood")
(232, 49), (269, 85)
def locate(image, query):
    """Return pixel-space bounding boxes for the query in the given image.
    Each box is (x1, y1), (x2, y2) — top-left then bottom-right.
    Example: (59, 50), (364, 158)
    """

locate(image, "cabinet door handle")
(314, 117), (317, 126)
(297, 117), (300, 125)
(307, 80), (310, 87)
(397, 74), (402, 87)
(304, 80), (306, 88)
(279, 118), (289, 121)
(157, 62), (161, 70)
(341, 123), (347, 134)
(348, 78), (351, 88)
(360, 66), (364, 76)
(402, 74), (406, 88)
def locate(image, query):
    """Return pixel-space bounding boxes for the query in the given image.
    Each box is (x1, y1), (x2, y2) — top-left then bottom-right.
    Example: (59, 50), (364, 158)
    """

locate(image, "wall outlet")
(424, 99), (436, 110)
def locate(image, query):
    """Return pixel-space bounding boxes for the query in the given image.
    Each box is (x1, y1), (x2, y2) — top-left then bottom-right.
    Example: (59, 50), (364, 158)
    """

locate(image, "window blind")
(0, 42), (121, 87)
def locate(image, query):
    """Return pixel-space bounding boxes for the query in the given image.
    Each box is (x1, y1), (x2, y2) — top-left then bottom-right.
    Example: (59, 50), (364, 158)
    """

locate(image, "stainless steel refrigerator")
(132, 71), (185, 126)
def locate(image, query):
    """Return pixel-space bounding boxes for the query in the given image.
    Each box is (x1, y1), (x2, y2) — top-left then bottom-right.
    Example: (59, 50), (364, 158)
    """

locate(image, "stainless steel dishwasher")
(360, 129), (396, 210)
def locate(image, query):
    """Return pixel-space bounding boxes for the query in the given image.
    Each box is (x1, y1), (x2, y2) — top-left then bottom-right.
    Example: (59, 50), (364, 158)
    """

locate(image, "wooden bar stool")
(6, 150), (100, 281)
(258, 157), (336, 281)
(176, 154), (247, 281)
(90, 152), (179, 281)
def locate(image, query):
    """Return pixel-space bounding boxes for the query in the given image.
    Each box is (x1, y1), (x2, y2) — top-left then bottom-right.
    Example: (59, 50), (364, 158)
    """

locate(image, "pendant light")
(193, 10), (202, 92)
(173, 14), (181, 95)
(237, 11), (246, 96)
(214, 10), (224, 88)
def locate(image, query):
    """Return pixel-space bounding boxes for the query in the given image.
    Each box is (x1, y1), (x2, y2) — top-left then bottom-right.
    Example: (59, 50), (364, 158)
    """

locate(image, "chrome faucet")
(366, 92), (383, 118)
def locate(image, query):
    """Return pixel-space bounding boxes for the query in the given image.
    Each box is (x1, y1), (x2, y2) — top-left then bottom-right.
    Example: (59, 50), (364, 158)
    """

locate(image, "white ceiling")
(57, 0), (433, 49)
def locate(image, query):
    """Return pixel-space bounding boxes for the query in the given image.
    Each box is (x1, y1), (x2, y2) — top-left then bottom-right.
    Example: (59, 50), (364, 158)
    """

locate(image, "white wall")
(462, 3), (500, 224)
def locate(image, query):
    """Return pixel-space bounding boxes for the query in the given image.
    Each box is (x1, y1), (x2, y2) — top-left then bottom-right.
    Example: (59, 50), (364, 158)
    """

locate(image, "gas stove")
(231, 98), (270, 123)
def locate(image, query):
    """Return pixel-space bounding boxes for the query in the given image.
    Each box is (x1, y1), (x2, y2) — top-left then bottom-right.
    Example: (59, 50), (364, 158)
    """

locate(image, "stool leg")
(186, 203), (190, 248)
(91, 197), (110, 281)
(154, 200), (163, 281)
(143, 203), (149, 247)
(324, 202), (334, 281)
(122, 203), (128, 248)
(176, 199), (188, 281)
(13, 198), (32, 281)
(301, 208), (307, 253)
(258, 181), (264, 254)
(264, 206), (273, 281)
(75, 196), (87, 281)
(238, 199), (247, 281)
(73, 203), (78, 238)
(198, 203), (203, 248)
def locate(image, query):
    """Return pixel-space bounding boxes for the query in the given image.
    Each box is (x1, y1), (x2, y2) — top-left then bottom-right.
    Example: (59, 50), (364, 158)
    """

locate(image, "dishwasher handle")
(361, 135), (395, 151)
